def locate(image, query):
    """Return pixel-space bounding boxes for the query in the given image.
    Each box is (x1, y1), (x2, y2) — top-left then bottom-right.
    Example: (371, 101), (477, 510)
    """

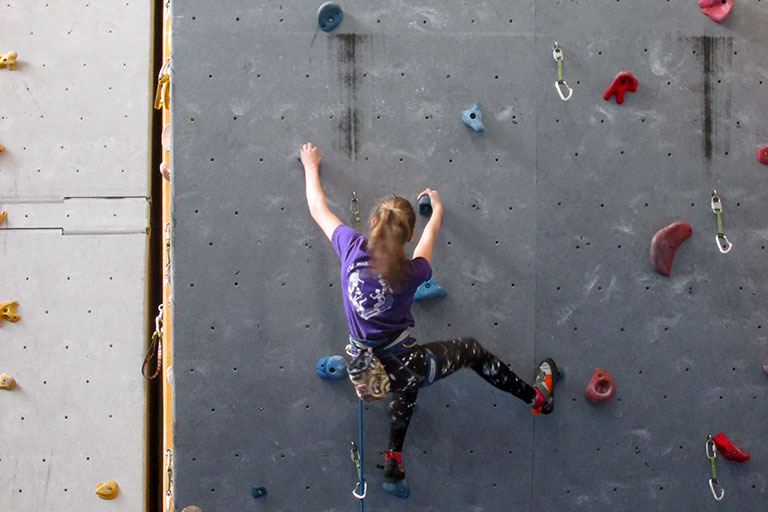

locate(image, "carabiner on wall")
(553, 42), (573, 101)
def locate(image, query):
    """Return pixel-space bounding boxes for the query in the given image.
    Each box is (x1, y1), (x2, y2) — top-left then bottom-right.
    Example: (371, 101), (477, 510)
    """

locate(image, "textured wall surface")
(0, 1), (152, 511)
(170, 2), (768, 510)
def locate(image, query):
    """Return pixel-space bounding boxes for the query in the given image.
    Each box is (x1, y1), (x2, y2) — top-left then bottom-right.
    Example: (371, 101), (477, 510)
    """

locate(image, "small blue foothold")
(382, 478), (410, 499)
(461, 102), (485, 132)
(297, 154), (302, 162)
(252, 486), (267, 499)
(316, 355), (348, 380)
(418, 195), (432, 217)
(414, 279), (447, 301)
(317, 2), (343, 32)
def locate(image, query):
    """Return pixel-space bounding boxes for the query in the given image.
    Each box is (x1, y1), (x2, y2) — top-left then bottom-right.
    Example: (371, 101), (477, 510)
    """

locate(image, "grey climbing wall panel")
(170, 1), (768, 510)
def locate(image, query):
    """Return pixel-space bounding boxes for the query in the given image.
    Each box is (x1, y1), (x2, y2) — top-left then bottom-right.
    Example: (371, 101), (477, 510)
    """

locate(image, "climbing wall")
(0, 1), (153, 511)
(170, 1), (768, 510)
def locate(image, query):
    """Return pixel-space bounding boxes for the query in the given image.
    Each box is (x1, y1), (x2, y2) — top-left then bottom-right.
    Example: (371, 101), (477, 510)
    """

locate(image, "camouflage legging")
(378, 336), (536, 452)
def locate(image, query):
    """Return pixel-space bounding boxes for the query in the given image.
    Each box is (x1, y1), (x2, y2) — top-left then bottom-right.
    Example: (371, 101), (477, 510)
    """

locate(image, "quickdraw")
(350, 192), (361, 230)
(553, 42), (573, 101)
(165, 448), (174, 510)
(142, 304), (164, 379)
(164, 222), (172, 284)
(350, 441), (367, 500)
(711, 190), (733, 253)
(706, 435), (725, 501)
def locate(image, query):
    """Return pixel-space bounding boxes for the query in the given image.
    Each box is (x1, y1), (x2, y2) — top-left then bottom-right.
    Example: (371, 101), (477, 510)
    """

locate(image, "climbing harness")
(346, 343), (390, 402)
(350, 441), (367, 500)
(165, 448), (174, 510)
(142, 304), (164, 379)
(350, 192), (361, 230)
(553, 42), (573, 101)
(706, 435), (725, 501)
(711, 190), (733, 253)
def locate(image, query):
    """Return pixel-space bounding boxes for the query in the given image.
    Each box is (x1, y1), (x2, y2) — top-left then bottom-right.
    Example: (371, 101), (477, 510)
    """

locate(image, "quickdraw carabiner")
(711, 190), (733, 254)
(553, 42), (573, 101)
(706, 435), (725, 501)
(350, 192), (361, 230)
(350, 441), (367, 499)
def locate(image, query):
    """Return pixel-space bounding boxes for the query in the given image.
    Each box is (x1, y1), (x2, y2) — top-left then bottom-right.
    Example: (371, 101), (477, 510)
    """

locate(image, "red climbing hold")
(757, 146), (768, 166)
(650, 221), (692, 276)
(712, 432), (750, 462)
(585, 368), (615, 404)
(699, 0), (733, 23)
(603, 71), (638, 105)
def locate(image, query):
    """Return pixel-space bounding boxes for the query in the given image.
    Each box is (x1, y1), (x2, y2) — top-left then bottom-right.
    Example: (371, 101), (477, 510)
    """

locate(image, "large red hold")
(699, 0), (733, 23)
(585, 368), (615, 404)
(603, 71), (638, 105)
(757, 146), (768, 166)
(712, 432), (750, 462)
(650, 221), (693, 276)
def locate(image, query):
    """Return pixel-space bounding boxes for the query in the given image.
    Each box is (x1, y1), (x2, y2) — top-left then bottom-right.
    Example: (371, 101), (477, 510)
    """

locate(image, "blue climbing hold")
(461, 102), (485, 132)
(418, 195), (432, 217)
(414, 279), (447, 301)
(316, 355), (348, 380)
(382, 478), (411, 499)
(252, 486), (267, 499)
(317, 2), (343, 32)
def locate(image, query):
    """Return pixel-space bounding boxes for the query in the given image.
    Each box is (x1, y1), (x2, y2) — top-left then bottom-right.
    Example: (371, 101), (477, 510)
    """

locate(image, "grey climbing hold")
(461, 102), (485, 132)
(317, 2), (343, 32)
(418, 195), (432, 217)
(414, 279), (447, 301)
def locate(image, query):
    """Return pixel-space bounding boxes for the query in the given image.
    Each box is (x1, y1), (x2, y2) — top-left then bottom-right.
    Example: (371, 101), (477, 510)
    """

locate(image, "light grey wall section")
(170, 1), (768, 511)
(0, 1), (153, 511)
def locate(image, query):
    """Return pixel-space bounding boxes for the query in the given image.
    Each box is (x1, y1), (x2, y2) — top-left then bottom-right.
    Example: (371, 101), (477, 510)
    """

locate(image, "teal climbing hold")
(461, 102), (484, 132)
(414, 279), (447, 301)
(316, 355), (347, 380)
(251, 486), (267, 499)
(317, 2), (343, 32)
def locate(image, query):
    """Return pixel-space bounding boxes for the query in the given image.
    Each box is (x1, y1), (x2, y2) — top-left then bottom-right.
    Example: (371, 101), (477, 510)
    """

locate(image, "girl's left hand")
(300, 142), (321, 169)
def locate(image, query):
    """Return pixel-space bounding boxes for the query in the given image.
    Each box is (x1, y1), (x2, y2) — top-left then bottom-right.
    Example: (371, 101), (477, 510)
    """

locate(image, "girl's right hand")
(418, 188), (442, 212)
(300, 142), (321, 169)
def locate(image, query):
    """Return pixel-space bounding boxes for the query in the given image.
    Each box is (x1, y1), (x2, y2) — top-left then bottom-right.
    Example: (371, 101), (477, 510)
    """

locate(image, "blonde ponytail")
(368, 196), (416, 289)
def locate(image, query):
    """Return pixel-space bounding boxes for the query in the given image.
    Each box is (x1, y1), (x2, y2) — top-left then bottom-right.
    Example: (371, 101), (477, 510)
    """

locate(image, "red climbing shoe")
(382, 450), (410, 498)
(532, 358), (557, 415)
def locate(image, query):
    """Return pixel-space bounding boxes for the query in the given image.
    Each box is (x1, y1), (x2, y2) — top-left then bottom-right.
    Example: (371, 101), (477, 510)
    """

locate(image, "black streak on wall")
(333, 33), (365, 160)
(700, 36), (733, 160)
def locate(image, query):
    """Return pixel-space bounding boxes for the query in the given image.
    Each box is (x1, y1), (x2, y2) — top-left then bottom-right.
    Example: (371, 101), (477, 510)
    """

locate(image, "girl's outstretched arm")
(301, 142), (342, 241)
(413, 188), (443, 264)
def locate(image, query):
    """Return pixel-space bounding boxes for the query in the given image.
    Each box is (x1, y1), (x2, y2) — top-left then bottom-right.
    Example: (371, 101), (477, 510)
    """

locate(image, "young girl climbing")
(300, 142), (558, 498)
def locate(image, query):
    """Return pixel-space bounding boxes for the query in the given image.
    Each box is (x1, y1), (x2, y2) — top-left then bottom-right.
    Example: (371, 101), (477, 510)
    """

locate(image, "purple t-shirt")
(332, 224), (432, 341)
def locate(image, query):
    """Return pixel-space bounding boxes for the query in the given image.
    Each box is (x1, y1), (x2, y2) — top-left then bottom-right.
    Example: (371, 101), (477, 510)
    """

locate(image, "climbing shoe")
(531, 358), (557, 415)
(382, 451), (410, 498)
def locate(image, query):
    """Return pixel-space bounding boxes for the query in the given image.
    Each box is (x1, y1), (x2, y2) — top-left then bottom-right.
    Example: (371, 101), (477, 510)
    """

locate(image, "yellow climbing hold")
(0, 301), (20, 323)
(0, 211), (6, 224)
(95, 481), (119, 500)
(0, 51), (17, 70)
(182, 507), (203, 512)
(0, 373), (16, 390)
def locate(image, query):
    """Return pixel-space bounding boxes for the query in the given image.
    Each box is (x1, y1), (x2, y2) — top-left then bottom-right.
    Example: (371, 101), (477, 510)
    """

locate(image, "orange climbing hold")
(0, 301), (20, 323)
(0, 51), (17, 70)
(0, 373), (16, 390)
(95, 480), (119, 500)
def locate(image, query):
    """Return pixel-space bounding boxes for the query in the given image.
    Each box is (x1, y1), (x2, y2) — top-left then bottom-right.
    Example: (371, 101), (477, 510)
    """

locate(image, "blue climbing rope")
(358, 399), (365, 512)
